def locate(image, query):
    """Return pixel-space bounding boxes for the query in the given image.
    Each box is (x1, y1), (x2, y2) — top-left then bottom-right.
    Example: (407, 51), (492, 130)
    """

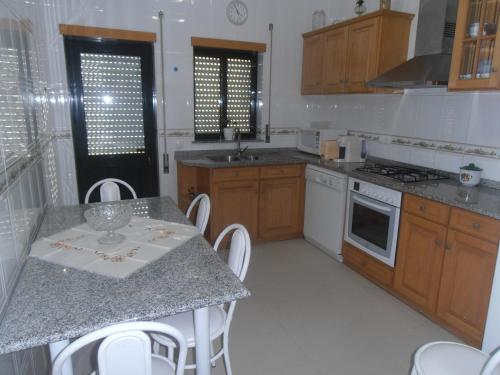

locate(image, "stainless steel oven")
(344, 177), (402, 267)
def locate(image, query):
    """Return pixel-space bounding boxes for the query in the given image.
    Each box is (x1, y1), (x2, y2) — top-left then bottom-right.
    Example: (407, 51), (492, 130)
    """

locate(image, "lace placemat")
(30, 216), (199, 278)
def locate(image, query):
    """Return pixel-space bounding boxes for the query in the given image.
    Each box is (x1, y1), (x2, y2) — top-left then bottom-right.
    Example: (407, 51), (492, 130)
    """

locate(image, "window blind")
(227, 58), (252, 134)
(80, 53), (146, 156)
(193, 55), (222, 135)
(193, 48), (257, 140)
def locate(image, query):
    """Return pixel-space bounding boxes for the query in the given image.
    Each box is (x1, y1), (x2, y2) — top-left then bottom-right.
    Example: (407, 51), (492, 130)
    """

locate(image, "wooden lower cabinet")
(437, 230), (498, 347)
(211, 180), (259, 241)
(259, 177), (304, 241)
(390, 194), (499, 347)
(394, 214), (447, 314)
(343, 241), (394, 289)
(177, 162), (305, 243)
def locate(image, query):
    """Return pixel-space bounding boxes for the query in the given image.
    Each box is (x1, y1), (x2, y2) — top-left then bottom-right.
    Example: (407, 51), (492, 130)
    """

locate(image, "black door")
(64, 36), (159, 203)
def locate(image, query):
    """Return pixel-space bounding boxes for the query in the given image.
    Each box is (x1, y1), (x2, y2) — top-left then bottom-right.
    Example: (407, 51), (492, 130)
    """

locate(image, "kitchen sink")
(207, 154), (260, 163)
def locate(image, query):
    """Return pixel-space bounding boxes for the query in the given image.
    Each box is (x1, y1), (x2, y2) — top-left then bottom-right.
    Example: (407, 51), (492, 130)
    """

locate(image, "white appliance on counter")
(344, 177), (402, 267)
(297, 128), (347, 155)
(304, 165), (347, 261)
(335, 135), (367, 163)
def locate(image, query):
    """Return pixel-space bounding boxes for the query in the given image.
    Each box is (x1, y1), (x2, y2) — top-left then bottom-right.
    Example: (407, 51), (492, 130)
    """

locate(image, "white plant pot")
(459, 169), (482, 187)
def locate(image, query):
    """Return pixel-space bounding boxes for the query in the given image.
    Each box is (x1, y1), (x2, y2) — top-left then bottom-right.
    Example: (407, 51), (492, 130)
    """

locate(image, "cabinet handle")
(435, 239), (443, 247)
(445, 244), (452, 251)
(419, 205), (426, 212)
(472, 222), (481, 230)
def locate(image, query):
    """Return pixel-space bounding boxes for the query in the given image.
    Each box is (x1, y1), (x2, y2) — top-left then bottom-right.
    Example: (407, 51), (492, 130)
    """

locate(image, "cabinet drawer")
(343, 242), (394, 289)
(212, 167), (259, 182)
(403, 194), (450, 225)
(449, 208), (500, 244)
(260, 164), (303, 179)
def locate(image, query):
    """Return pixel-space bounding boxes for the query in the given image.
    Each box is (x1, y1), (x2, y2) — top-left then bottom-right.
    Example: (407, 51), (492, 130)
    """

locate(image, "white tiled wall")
(304, 89), (500, 181)
(0, 0), (56, 372)
(43, 0), (500, 206)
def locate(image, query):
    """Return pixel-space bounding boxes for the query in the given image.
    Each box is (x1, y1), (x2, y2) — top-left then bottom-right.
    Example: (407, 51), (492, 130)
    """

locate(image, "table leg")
(49, 340), (73, 375)
(194, 307), (211, 375)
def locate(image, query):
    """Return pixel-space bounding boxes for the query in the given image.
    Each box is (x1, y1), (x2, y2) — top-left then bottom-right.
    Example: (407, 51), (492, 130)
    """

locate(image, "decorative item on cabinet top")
(380, 0), (391, 10)
(354, 0), (367, 16)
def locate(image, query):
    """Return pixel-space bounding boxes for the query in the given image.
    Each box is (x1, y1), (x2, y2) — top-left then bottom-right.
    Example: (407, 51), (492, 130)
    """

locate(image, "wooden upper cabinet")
(394, 213), (447, 314)
(345, 18), (380, 93)
(323, 28), (348, 93)
(301, 34), (324, 94)
(437, 229), (498, 347)
(301, 10), (413, 95)
(449, 0), (500, 90)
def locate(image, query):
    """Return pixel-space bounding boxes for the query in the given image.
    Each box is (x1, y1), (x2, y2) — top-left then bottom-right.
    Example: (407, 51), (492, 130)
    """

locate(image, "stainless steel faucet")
(234, 128), (248, 158)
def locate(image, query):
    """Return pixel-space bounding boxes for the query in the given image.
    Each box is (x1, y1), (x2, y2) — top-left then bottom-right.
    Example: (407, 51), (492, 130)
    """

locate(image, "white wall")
(0, 0), (57, 372)
(45, 0), (500, 206)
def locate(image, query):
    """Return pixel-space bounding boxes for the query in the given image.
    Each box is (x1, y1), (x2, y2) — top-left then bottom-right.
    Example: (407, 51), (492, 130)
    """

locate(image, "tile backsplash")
(0, 0), (57, 372)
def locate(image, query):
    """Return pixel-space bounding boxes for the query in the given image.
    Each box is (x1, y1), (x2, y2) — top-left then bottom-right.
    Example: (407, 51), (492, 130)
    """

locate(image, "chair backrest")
(214, 223), (251, 282)
(84, 178), (138, 204)
(482, 349), (500, 375)
(186, 194), (210, 235)
(412, 341), (500, 375)
(52, 322), (187, 375)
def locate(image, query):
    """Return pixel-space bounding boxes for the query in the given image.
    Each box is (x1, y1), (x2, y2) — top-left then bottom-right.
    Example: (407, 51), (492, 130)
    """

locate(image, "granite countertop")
(175, 148), (500, 220)
(0, 196), (250, 355)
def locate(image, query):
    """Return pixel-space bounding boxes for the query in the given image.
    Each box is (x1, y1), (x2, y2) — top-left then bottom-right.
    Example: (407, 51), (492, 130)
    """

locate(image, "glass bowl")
(84, 203), (133, 245)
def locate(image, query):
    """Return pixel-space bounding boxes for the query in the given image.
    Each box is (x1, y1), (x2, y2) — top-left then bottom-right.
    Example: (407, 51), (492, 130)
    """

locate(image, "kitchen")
(1, 0), (500, 374)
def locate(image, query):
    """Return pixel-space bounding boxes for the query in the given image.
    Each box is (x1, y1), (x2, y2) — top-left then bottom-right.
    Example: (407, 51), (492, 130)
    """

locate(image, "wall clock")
(226, 0), (248, 26)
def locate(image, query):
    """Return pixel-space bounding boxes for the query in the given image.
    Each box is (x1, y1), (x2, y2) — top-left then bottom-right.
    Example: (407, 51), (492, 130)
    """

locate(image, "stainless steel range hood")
(368, 0), (458, 89)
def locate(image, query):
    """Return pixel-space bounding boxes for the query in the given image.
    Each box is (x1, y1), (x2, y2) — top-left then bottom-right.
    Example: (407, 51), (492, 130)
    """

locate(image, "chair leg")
(222, 332), (232, 375)
(152, 341), (160, 354)
(210, 341), (216, 368)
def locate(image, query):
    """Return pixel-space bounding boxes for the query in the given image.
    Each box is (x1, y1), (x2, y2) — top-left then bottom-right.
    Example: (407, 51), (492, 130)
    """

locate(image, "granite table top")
(0, 196), (250, 355)
(175, 148), (500, 220)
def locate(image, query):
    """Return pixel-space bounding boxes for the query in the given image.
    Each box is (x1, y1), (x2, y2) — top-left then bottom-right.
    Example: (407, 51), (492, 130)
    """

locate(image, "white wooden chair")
(52, 322), (187, 375)
(186, 193), (210, 235)
(84, 178), (138, 203)
(411, 341), (500, 375)
(151, 224), (251, 375)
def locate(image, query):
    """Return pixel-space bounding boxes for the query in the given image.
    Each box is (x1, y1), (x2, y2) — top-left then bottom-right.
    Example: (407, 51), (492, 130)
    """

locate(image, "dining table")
(0, 196), (250, 375)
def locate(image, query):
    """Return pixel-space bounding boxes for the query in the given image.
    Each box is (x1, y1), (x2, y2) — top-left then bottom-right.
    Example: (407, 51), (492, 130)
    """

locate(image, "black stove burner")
(356, 163), (448, 183)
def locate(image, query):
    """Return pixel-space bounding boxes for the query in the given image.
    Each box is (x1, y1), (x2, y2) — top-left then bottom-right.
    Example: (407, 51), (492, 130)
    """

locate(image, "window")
(193, 47), (257, 140)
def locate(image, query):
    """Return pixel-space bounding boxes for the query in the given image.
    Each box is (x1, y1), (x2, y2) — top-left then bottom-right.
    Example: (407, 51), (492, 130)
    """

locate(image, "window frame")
(193, 46), (258, 141)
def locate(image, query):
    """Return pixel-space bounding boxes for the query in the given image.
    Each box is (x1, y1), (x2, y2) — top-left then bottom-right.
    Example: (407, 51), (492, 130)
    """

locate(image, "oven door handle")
(352, 195), (393, 213)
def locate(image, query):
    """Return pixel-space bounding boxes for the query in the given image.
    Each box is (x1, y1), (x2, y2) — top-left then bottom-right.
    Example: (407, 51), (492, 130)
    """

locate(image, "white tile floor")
(210, 239), (459, 375)
(74, 238), (460, 375)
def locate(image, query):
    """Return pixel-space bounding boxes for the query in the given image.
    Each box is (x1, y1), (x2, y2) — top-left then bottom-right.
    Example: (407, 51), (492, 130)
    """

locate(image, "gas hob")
(356, 163), (448, 183)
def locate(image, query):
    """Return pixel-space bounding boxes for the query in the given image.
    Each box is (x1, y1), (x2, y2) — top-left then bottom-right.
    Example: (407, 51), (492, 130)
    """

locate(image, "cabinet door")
(259, 177), (304, 241)
(394, 214), (447, 314)
(437, 229), (498, 346)
(322, 28), (348, 93)
(211, 180), (259, 241)
(449, 0), (500, 90)
(345, 18), (379, 93)
(301, 34), (324, 94)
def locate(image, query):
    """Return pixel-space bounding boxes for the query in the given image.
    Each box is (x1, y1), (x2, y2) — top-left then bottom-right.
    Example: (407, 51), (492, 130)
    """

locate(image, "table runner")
(30, 216), (199, 278)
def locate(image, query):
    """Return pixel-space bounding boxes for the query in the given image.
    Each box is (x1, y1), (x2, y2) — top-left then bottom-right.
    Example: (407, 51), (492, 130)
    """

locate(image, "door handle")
(435, 239), (443, 247)
(352, 195), (393, 213)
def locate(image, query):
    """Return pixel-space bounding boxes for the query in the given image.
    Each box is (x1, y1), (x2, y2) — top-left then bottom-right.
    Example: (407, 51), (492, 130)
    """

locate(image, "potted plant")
(355, 0), (367, 15)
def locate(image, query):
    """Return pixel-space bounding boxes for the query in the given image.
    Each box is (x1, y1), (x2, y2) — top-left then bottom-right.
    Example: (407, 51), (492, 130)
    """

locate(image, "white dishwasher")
(304, 165), (348, 261)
